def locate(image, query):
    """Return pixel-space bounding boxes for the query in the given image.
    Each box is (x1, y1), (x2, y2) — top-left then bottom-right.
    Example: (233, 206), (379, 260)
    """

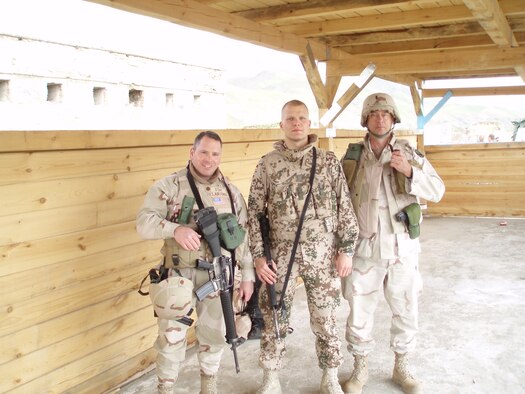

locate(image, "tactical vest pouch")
(178, 195), (195, 224)
(342, 143), (363, 186)
(217, 212), (246, 250)
(404, 202), (421, 239)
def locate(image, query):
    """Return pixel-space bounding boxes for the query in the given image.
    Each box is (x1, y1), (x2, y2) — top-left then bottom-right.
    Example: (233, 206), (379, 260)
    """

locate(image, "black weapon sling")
(277, 147), (317, 311)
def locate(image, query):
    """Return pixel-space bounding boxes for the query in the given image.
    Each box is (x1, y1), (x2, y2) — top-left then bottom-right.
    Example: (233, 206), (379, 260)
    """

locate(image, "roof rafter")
(463, 0), (518, 47)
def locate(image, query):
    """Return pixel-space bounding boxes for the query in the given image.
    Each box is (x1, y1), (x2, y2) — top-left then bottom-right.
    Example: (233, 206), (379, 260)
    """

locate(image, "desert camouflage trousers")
(341, 253), (423, 356)
(155, 268), (226, 384)
(258, 233), (343, 370)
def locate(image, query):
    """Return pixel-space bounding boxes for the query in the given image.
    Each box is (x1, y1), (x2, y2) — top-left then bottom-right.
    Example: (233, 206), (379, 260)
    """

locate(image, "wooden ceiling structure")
(85, 0), (525, 125)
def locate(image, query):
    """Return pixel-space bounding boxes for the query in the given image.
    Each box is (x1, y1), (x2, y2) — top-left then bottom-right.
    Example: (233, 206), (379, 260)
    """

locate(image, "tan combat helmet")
(361, 93), (401, 127)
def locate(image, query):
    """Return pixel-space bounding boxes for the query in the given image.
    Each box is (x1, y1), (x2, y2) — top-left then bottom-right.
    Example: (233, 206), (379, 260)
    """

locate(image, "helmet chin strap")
(368, 124), (395, 139)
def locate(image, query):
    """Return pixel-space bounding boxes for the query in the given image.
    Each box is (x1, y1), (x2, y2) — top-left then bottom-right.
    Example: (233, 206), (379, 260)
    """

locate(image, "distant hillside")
(224, 70), (525, 143)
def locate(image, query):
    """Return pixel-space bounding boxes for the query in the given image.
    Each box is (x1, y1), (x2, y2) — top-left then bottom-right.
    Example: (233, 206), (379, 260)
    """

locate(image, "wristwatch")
(339, 251), (354, 258)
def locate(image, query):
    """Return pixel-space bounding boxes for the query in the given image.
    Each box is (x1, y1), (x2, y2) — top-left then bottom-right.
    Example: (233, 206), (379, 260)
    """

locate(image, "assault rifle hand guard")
(257, 211), (281, 340)
(194, 207), (244, 373)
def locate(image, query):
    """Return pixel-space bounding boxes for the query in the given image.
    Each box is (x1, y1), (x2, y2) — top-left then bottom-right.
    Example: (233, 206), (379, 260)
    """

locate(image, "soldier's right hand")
(255, 256), (277, 285)
(174, 226), (201, 251)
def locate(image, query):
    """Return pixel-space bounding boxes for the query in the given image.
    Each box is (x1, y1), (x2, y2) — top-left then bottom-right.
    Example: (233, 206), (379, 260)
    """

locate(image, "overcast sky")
(0, 0), (303, 78)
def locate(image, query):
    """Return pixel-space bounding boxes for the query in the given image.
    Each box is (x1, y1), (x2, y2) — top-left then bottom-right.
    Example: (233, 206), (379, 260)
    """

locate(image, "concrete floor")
(115, 217), (525, 394)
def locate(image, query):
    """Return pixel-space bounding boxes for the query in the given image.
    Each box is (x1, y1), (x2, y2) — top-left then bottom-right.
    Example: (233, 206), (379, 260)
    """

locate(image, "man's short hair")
(281, 100), (309, 115)
(194, 130), (222, 148)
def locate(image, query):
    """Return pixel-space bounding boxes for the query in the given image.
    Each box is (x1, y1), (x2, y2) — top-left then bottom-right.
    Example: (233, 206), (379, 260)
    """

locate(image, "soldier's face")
(280, 104), (311, 147)
(366, 110), (394, 138)
(190, 136), (222, 180)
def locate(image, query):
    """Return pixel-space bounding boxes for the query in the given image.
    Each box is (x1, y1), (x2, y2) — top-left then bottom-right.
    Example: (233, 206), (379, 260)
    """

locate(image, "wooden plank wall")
(425, 142), (525, 217)
(2, 129), (521, 393)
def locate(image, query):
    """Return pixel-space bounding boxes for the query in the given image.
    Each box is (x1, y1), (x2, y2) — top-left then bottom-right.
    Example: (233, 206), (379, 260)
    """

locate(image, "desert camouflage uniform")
(247, 134), (358, 370)
(136, 162), (255, 384)
(341, 134), (445, 356)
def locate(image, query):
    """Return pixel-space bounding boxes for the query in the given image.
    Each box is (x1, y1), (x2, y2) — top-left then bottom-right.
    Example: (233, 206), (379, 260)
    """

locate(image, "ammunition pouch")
(403, 202), (422, 239)
(217, 212), (245, 250)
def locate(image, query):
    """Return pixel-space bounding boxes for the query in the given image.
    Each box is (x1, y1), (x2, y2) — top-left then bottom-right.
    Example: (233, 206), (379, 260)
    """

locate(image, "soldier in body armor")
(136, 131), (255, 394)
(340, 93), (445, 394)
(247, 100), (359, 394)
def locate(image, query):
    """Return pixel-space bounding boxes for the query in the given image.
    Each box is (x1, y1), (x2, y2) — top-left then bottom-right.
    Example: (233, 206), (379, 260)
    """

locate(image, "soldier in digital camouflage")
(247, 99), (359, 394)
(340, 93), (445, 394)
(136, 131), (255, 394)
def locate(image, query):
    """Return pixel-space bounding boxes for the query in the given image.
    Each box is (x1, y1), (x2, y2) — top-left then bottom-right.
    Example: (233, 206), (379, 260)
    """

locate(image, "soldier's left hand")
(390, 150), (413, 178)
(335, 253), (353, 277)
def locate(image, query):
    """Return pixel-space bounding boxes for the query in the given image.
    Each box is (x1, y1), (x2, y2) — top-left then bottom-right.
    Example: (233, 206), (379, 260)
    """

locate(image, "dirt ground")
(114, 216), (525, 394)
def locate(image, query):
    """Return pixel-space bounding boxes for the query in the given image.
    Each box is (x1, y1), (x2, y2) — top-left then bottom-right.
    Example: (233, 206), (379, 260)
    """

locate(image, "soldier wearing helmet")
(340, 93), (445, 394)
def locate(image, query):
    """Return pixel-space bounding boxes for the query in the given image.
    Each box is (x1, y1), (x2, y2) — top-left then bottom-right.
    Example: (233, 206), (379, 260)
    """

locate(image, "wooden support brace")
(320, 63), (376, 126)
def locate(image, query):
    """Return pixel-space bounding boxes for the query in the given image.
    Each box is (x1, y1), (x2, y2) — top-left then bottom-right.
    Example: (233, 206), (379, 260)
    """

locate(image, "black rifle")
(194, 207), (244, 373)
(257, 211), (281, 340)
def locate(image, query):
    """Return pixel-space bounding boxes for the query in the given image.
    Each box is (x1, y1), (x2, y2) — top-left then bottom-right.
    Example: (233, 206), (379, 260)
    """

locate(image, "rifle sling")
(278, 147), (317, 311)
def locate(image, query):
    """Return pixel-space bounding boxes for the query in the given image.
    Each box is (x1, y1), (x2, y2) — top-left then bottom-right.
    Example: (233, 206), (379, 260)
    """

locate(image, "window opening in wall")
(166, 93), (174, 108)
(47, 83), (62, 102)
(129, 89), (144, 107)
(93, 87), (106, 106)
(193, 94), (201, 107)
(0, 80), (9, 102)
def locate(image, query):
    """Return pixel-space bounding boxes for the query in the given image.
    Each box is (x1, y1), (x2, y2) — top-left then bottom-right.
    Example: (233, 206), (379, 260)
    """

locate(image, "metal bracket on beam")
(417, 90), (453, 129)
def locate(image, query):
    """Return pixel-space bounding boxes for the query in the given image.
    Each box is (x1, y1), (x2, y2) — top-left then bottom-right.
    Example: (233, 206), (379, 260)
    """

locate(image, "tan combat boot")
(157, 379), (175, 394)
(320, 368), (344, 394)
(342, 355), (368, 394)
(200, 373), (217, 394)
(392, 352), (423, 394)
(256, 369), (282, 394)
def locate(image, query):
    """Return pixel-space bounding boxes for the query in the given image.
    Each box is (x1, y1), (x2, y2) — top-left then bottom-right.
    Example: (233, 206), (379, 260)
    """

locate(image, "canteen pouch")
(404, 202), (421, 239)
(217, 212), (246, 250)
(178, 195), (195, 224)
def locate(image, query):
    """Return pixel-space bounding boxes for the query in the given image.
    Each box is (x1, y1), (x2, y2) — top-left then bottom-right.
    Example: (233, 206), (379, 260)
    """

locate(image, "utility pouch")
(342, 143), (363, 186)
(217, 213), (246, 250)
(404, 202), (422, 239)
(178, 195), (195, 224)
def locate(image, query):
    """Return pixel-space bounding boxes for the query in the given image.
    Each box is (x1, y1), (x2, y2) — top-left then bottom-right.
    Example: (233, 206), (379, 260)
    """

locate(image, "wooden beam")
(463, 0), (518, 47)
(234, 0), (423, 23)
(324, 15), (525, 47)
(320, 64), (376, 126)
(410, 85), (423, 117)
(422, 86), (525, 97)
(339, 32), (525, 56)
(300, 44), (328, 109)
(84, 0), (330, 58)
(515, 65), (525, 82)
(327, 46), (525, 76)
(279, 5), (476, 37)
